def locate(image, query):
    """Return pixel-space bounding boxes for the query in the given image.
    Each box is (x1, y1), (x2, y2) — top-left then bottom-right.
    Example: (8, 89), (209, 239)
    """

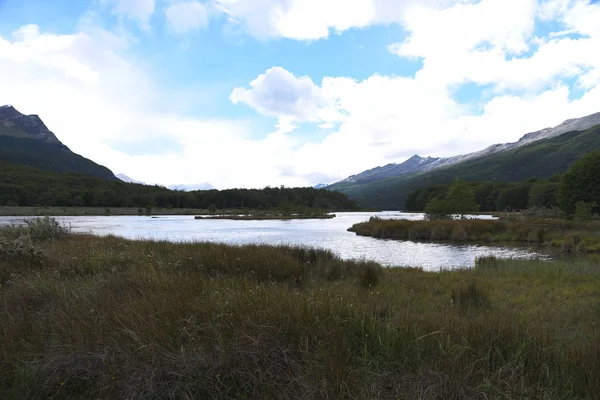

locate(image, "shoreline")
(195, 214), (336, 220)
(0, 206), (342, 217)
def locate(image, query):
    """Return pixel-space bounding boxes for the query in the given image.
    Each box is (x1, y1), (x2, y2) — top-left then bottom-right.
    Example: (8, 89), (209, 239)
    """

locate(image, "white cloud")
(2, 0), (600, 189)
(230, 67), (326, 121)
(214, 0), (465, 40)
(0, 24), (312, 188)
(103, 0), (155, 26)
(165, 1), (210, 34)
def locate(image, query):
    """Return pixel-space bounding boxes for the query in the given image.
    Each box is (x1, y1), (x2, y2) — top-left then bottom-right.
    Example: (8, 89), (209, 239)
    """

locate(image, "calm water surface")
(0, 212), (547, 271)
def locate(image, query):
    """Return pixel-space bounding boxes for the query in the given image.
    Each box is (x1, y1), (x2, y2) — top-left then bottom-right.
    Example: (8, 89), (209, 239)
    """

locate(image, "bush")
(25, 216), (70, 242)
(520, 206), (564, 220)
(574, 202), (596, 222)
(0, 235), (44, 262)
(424, 197), (453, 220)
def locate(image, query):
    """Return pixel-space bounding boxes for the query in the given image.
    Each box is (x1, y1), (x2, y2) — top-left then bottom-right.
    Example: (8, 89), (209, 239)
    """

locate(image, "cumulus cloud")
(165, 1), (210, 34)
(230, 67), (327, 121)
(387, 0), (600, 93)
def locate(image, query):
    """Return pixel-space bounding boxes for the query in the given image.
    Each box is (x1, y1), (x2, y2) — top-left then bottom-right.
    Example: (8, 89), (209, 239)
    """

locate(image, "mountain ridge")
(330, 111), (600, 188)
(116, 173), (216, 192)
(328, 113), (600, 210)
(0, 105), (117, 180)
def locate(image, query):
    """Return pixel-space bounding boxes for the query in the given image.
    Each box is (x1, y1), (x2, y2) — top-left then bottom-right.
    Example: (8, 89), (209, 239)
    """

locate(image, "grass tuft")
(451, 281), (491, 311)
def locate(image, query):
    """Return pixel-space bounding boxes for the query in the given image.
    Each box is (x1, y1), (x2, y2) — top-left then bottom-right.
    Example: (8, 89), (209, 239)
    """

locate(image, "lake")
(0, 212), (548, 271)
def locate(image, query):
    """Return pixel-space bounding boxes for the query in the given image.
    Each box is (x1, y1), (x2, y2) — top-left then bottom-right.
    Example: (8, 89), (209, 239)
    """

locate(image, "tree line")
(405, 149), (600, 217)
(0, 162), (359, 211)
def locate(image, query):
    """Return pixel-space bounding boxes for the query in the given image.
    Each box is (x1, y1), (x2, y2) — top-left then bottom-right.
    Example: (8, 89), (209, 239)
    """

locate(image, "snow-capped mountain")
(333, 111), (600, 185)
(168, 183), (215, 191)
(116, 174), (145, 185)
(117, 174), (214, 191)
(339, 155), (440, 184)
(420, 111), (600, 172)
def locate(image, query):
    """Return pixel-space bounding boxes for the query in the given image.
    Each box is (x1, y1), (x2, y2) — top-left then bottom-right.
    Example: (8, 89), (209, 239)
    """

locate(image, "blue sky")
(0, 0), (599, 188)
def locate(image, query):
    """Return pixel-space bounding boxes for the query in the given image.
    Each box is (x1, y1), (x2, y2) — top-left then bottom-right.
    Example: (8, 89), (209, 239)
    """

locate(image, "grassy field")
(349, 217), (600, 253)
(1, 219), (600, 398)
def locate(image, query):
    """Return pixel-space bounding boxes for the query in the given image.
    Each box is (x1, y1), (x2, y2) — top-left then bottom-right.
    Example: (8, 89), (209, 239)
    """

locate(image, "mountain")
(116, 173), (215, 191)
(313, 183), (328, 189)
(0, 105), (117, 180)
(116, 173), (146, 185)
(168, 183), (215, 191)
(328, 113), (600, 210)
(338, 155), (440, 185)
(418, 111), (600, 172)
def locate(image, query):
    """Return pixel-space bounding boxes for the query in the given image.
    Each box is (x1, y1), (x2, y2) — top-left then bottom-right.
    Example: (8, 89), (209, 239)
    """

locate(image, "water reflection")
(0, 212), (547, 271)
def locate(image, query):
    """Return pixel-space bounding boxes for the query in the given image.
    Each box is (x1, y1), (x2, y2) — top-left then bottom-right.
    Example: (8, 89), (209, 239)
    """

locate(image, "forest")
(405, 177), (560, 212)
(0, 162), (359, 211)
(405, 149), (600, 215)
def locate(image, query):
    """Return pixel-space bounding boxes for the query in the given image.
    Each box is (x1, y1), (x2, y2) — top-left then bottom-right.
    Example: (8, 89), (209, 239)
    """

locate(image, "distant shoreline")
(0, 206), (340, 217)
(195, 214), (336, 220)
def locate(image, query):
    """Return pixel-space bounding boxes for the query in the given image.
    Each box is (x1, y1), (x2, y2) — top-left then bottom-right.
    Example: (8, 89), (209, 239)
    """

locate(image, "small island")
(195, 213), (336, 220)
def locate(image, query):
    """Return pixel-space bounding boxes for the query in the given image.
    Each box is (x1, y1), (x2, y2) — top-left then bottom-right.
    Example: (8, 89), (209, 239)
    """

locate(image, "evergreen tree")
(558, 150), (600, 215)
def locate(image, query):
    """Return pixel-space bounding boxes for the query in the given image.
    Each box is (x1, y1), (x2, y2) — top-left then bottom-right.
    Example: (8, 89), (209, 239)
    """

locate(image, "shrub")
(424, 197), (453, 220)
(574, 202), (596, 221)
(25, 216), (70, 242)
(0, 235), (44, 262)
(520, 206), (564, 220)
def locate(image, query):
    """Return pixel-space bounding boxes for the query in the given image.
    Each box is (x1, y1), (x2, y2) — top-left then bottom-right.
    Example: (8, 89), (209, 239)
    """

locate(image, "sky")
(0, 0), (599, 189)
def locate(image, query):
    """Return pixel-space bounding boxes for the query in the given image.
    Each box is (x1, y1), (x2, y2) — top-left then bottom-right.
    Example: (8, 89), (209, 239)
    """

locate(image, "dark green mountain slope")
(0, 105), (117, 180)
(0, 136), (117, 180)
(329, 124), (600, 210)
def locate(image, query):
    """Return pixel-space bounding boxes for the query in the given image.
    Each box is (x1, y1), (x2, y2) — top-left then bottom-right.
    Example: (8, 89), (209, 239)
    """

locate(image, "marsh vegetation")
(1, 218), (599, 398)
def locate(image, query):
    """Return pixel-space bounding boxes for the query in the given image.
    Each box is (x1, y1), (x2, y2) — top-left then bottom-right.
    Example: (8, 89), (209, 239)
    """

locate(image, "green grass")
(349, 218), (600, 253)
(1, 220), (600, 398)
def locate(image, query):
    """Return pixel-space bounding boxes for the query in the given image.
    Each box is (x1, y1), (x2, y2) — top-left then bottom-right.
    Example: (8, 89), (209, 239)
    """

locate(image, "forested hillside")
(330, 124), (600, 210)
(0, 162), (358, 211)
(406, 177), (560, 212)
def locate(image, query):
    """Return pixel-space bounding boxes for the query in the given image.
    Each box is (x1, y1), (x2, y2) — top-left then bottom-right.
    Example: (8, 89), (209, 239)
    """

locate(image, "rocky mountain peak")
(0, 105), (23, 119)
(0, 105), (63, 146)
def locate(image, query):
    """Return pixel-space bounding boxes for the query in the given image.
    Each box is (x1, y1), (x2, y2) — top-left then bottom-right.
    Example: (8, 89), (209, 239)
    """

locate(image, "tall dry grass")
(1, 220), (599, 398)
(349, 218), (600, 252)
